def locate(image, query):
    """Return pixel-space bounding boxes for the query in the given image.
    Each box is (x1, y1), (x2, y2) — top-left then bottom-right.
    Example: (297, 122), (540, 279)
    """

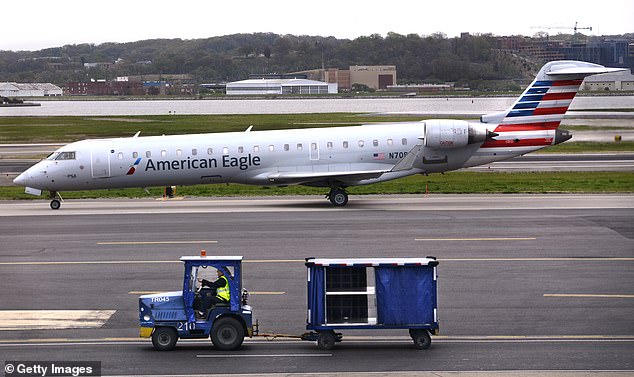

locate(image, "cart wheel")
(211, 317), (245, 350)
(409, 329), (431, 350)
(152, 327), (178, 351)
(317, 331), (336, 350)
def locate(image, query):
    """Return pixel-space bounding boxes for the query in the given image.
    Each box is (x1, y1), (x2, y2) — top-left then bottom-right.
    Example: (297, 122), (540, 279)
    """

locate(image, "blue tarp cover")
(308, 266), (326, 325)
(375, 266), (435, 325)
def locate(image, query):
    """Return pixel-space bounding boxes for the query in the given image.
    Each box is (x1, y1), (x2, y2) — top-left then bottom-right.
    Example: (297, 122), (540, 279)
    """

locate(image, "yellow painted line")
(0, 261), (179, 266)
(97, 240), (218, 245)
(2, 335), (634, 344)
(544, 294), (634, 298)
(0, 259), (304, 266)
(416, 237), (536, 241)
(128, 291), (285, 295)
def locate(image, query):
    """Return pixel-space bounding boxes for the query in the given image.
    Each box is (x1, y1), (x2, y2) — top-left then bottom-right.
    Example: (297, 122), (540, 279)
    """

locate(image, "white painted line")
(0, 310), (115, 331)
(416, 237), (536, 241)
(544, 294), (634, 298)
(196, 353), (332, 358)
(97, 240), (217, 245)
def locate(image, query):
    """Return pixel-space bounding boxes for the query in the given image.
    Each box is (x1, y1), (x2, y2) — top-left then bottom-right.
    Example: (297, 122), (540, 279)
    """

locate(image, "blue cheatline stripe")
(134, 157), (142, 165)
(507, 109), (535, 117)
(519, 94), (545, 102)
(513, 102), (539, 110)
(526, 87), (549, 94)
(533, 80), (553, 87)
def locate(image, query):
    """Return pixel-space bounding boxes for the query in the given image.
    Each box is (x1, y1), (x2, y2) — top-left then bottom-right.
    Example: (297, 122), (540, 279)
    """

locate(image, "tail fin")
(482, 60), (625, 129)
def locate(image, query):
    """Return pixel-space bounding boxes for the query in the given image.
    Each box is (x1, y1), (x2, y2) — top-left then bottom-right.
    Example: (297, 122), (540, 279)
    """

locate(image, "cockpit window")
(55, 151), (76, 160)
(46, 152), (59, 160)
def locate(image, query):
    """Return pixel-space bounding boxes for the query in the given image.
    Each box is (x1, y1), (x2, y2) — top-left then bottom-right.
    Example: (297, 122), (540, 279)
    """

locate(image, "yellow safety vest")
(216, 275), (230, 301)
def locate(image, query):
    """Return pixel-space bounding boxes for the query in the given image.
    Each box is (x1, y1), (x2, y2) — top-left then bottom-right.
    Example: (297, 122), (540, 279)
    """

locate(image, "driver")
(196, 268), (230, 316)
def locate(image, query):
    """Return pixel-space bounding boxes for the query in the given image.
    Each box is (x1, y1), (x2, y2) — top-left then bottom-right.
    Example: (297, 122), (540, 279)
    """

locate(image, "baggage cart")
(303, 257), (439, 350)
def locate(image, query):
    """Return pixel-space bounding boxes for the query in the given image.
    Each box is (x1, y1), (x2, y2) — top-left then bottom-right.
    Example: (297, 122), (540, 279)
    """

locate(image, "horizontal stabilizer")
(547, 66), (626, 76)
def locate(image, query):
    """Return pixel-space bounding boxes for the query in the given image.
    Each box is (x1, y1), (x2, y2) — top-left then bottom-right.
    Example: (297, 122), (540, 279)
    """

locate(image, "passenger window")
(132, 152), (138, 158)
(327, 142), (333, 149)
(343, 141), (349, 149)
(297, 143), (303, 151)
(268, 145), (275, 152)
(253, 145), (260, 153)
(207, 148), (213, 155)
(146, 151), (151, 158)
(284, 144), (290, 151)
(238, 146), (244, 153)
(176, 149), (182, 157)
(402, 138), (408, 146)
(358, 140), (365, 148)
(223, 147), (229, 155)
(373, 139), (379, 147)
(161, 150), (167, 157)
(117, 152), (123, 160)
(387, 139), (393, 146)
(192, 148), (197, 156)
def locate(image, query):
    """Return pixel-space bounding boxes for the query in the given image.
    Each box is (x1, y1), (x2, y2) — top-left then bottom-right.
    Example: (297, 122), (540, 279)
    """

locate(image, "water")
(0, 96), (631, 117)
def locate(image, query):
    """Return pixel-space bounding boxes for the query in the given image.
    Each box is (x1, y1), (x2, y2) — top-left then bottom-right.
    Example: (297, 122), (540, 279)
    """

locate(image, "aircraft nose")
(13, 171), (28, 186)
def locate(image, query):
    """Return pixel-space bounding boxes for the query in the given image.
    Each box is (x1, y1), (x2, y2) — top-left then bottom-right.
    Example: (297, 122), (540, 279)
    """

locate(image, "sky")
(3, 0), (633, 51)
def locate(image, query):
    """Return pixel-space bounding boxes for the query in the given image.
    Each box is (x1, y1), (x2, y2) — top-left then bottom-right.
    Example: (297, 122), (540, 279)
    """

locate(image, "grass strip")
(1, 171), (632, 200)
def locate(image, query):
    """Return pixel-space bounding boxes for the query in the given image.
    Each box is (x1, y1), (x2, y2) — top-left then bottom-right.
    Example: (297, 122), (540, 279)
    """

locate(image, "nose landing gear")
(49, 191), (63, 210)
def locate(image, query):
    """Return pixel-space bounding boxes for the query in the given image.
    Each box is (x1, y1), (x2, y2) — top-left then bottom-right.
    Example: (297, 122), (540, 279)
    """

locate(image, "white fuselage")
(14, 120), (541, 192)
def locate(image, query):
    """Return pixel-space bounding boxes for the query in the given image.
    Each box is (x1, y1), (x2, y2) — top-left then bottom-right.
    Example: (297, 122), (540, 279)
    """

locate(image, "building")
(225, 78), (337, 95)
(293, 65), (397, 91)
(65, 81), (144, 96)
(349, 65), (397, 90)
(387, 83), (453, 93)
(583, 70), (634, 91)
(0, 82), (62, 97)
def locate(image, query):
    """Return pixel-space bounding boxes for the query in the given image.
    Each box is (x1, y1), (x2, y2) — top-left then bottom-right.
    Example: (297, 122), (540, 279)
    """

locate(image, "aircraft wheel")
(317, 330), (336, 350)
(329, 189), (348, 207)
(152, 327), (178, 351)
(50, 199), (61, 210)
(409, 329), (431, 350)
(211, 317), (244, 350)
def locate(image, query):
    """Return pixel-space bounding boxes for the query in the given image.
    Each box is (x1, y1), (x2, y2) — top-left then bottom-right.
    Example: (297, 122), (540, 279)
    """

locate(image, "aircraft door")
(91, 145), (111, 178)
(309, 141), (320, 161)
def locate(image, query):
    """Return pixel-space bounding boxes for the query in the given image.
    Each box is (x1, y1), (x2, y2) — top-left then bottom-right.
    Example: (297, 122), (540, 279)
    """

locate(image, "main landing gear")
(49, 191), (63, 210)
(327, 188), (348, 207)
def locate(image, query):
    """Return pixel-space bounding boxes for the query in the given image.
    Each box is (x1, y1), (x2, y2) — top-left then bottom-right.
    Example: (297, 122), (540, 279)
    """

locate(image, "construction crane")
(531, 22), (593, 34)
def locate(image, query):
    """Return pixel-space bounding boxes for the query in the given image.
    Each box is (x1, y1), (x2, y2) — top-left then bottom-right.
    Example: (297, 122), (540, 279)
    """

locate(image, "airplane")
(13, 60), (625, 209)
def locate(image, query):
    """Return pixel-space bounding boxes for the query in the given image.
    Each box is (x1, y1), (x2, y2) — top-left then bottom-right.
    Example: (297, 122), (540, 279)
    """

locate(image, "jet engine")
(424, 120), (494, 149)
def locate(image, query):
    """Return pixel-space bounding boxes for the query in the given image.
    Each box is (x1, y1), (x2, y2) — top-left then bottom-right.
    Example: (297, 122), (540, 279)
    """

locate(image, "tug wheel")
(211, 317), (244, 350)
(152, 327), (178, 351)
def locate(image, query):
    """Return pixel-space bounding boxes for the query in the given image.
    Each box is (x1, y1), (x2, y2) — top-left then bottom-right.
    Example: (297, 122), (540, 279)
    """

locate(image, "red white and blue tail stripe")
(479, 61), (625, 150)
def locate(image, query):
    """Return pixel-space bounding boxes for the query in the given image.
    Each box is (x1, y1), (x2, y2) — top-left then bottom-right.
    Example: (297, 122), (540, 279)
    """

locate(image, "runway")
(0, 195), (632, 375)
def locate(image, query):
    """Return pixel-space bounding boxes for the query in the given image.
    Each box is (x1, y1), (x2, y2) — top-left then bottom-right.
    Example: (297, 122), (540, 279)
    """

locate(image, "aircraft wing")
(266, 169), (388, 186)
